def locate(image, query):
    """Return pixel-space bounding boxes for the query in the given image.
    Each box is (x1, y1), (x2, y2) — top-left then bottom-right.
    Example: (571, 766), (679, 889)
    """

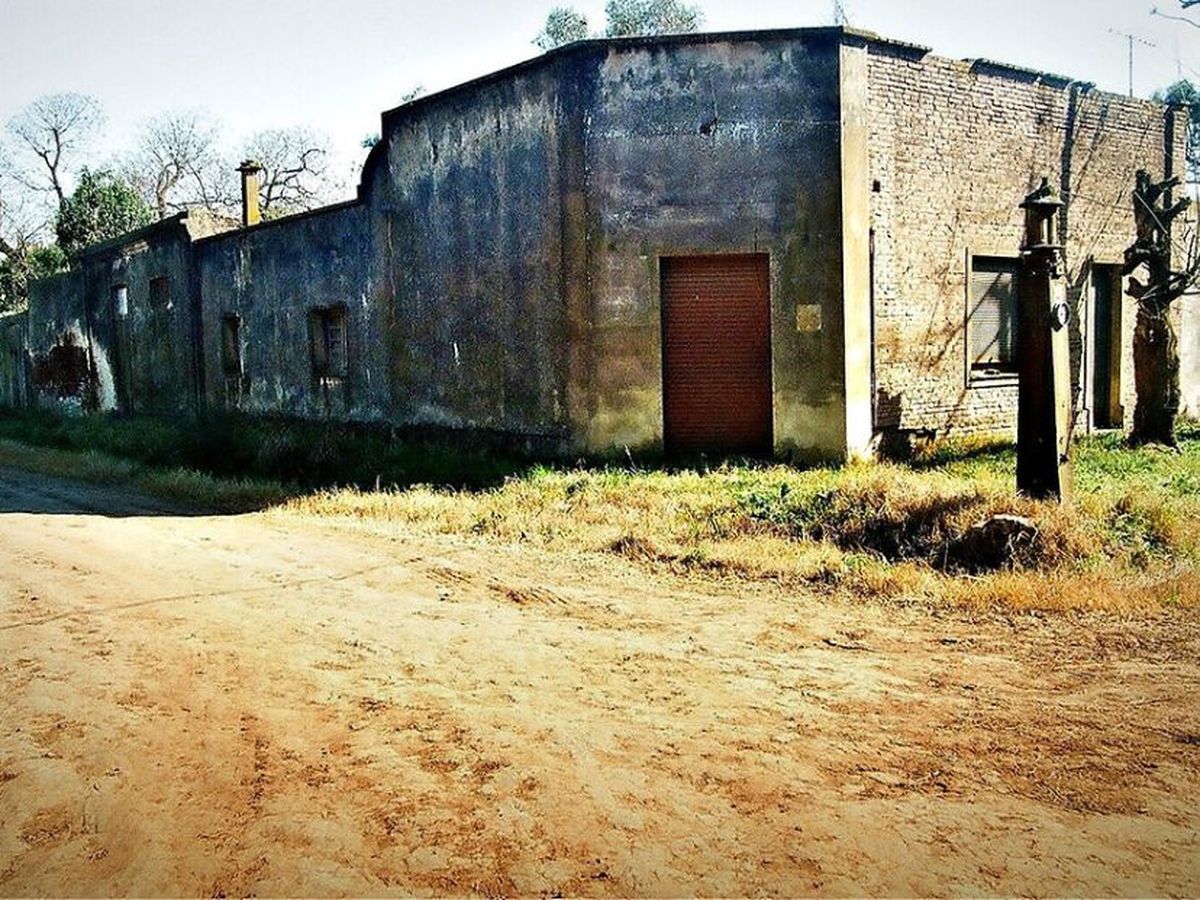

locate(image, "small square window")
(969, 257), (1019, 378)
(309, 306), (348, 380)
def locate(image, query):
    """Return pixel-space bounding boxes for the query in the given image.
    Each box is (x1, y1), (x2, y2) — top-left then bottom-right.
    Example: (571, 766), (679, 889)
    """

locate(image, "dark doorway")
(660, 254), (773, 455)
(1091, 265), (1123, 428)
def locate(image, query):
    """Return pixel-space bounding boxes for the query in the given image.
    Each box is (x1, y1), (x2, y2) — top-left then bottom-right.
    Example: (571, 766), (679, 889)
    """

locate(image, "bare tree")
(0, 144), (67, 311)
(5, 93), (103, 204)
(1122, 169), (1198, 445)
(122, 110), (225, 219)
(243, 126), (341, 218)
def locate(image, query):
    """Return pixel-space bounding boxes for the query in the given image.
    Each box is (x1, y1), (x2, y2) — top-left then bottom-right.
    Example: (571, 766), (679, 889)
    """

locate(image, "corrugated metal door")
(661, 254), (772, 454)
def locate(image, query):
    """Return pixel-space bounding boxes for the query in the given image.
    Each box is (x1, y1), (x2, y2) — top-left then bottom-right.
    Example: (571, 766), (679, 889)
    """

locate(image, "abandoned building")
(2, 25), (1198, 460)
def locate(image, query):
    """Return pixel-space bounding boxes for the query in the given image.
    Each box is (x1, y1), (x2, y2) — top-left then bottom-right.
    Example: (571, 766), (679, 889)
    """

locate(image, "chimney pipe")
(237, 159), (263, 227)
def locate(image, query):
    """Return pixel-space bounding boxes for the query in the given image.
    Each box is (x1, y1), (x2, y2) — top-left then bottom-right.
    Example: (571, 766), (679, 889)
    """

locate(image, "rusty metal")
(660, 254), (772, 455)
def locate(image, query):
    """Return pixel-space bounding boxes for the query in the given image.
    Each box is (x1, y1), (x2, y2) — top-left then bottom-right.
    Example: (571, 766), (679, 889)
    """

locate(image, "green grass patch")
(0, 409), (527, 491)
(0, 438), (292, 513)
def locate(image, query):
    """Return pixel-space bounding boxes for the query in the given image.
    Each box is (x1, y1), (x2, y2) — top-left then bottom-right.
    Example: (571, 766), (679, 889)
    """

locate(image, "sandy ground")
(0, 466), (1198, 897)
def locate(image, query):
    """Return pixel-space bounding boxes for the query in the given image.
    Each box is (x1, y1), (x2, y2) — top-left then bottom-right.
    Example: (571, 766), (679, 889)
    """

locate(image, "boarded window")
(309, 306), (348, 379)
(149, 276), (170, 310)
(969, 257), (1019, 375)
(221, 315), (242, 377)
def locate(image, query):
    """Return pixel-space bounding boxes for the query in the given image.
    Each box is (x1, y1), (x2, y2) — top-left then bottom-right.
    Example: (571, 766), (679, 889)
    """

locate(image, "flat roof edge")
(381, 26), (884, 124)
(194, 198), (364, 246)
(75, 212), (191, 259)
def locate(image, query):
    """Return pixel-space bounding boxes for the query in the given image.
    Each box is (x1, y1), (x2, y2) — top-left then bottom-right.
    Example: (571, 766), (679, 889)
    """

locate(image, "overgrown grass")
(283, 423), (1199, 610)
(1, 409), (1197, 611)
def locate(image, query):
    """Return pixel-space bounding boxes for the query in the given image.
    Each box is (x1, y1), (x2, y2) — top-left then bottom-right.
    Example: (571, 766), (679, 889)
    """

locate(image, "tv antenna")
(832, 0), (849, 26)
(1109, 28), (1157, 98)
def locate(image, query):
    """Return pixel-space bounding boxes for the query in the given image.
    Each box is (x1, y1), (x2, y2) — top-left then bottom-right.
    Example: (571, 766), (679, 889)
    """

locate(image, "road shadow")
(0, 467), (212, 518)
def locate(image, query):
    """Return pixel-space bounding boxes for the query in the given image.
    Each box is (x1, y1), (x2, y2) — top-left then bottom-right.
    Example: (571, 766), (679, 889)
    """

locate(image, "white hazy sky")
(2, 0), (1198, 194)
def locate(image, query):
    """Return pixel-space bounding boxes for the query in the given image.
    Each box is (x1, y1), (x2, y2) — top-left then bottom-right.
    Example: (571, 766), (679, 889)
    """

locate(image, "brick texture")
(866, 45), (1186, 441)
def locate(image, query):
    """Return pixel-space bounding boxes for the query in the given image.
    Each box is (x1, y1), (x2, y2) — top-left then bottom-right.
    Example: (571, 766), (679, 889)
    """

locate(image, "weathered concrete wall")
(866, 44), (1179, 442)
(23, 27), (1192, 457)
(196, 202), (381, 421)
(372, 58), (573, 442)
(26, 268), (113, 413)
(25, 213), (233, 416)
(97, 226), (198, 415)
(0, 312), (28, 409)
(580, 33), (847, 457)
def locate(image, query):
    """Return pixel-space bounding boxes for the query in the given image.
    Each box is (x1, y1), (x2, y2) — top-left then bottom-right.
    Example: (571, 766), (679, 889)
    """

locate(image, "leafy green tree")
(534, 7), (590, 50)
(55, 168), (153, 256)
(534, 0), (703, 51)
(0, 243), (67, 312)
(603, 0), (704, 37)
(1155, 80), (1200, 183)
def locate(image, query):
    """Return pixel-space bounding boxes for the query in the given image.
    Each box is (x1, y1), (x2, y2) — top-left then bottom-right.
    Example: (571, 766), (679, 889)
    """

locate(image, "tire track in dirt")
(1, 468), (1198, 896)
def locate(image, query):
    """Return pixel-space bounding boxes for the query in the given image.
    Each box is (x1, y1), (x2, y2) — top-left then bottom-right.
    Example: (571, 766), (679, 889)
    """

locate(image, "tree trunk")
(1131, 302), (1181, 446)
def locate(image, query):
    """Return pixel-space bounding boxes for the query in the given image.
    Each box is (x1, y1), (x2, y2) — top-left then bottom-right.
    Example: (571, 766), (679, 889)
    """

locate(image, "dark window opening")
(309, 305), (348, 381)
(149, 276), (170, 310)
(969, 257), (1020, 379)
(1091, 264), (1123, 428)
(221, 315), (243, 377)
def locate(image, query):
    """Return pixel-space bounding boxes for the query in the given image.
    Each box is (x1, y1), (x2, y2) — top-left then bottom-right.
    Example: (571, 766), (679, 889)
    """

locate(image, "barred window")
(309, 305), (348, 379)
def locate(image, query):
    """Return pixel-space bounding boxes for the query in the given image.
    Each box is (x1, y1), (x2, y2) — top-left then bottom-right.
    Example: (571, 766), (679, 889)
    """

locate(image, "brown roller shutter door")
(661, 254), (773, 455)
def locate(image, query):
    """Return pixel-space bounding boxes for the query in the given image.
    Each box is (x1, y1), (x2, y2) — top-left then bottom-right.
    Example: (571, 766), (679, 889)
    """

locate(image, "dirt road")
(1, 467), (1198, 897)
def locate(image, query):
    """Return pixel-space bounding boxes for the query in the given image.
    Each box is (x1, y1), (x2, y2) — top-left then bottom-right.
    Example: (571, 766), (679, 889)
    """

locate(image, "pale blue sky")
(2, 0), (1197, 192)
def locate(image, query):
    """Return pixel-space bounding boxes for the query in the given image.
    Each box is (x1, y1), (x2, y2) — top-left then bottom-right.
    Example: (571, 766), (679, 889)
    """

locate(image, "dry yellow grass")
(283, 437), (1199, 612)
(1, 416), (1195, 613)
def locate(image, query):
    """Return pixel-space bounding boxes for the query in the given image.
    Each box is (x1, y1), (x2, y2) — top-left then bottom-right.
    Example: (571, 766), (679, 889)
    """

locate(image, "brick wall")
(866, 42), (1182, 442)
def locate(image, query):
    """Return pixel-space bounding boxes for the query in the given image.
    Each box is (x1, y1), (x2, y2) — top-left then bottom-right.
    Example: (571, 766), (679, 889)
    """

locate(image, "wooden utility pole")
(1016, 178), (1073, 502)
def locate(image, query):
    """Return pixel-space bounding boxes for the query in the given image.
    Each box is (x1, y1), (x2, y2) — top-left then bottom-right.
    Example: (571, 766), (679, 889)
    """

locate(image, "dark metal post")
(1017, 178), (1073, 501)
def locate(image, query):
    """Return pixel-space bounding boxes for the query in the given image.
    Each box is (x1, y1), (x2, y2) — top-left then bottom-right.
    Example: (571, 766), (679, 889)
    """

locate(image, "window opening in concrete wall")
(968, 256), (1020, 380)
(221, 315), (243, 377)
(112, 284), (129, 319)
(220, 314), (245, 408)
(149, 276), (170, 310)
(309, 305), (348, 382)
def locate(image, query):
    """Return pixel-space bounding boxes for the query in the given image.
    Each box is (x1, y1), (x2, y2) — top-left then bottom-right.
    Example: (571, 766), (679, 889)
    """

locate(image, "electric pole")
(1109, 28), (1158, 98)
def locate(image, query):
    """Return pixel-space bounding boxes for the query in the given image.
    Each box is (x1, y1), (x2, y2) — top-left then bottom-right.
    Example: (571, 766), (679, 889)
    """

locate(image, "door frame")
(659, 251), (774, 456)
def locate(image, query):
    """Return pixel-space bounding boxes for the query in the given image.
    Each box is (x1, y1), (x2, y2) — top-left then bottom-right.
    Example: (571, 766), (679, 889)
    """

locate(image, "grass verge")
(1, 410), (1196, 611)
(0, 439), (292, 513)
(287, 435), (1198, 610)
